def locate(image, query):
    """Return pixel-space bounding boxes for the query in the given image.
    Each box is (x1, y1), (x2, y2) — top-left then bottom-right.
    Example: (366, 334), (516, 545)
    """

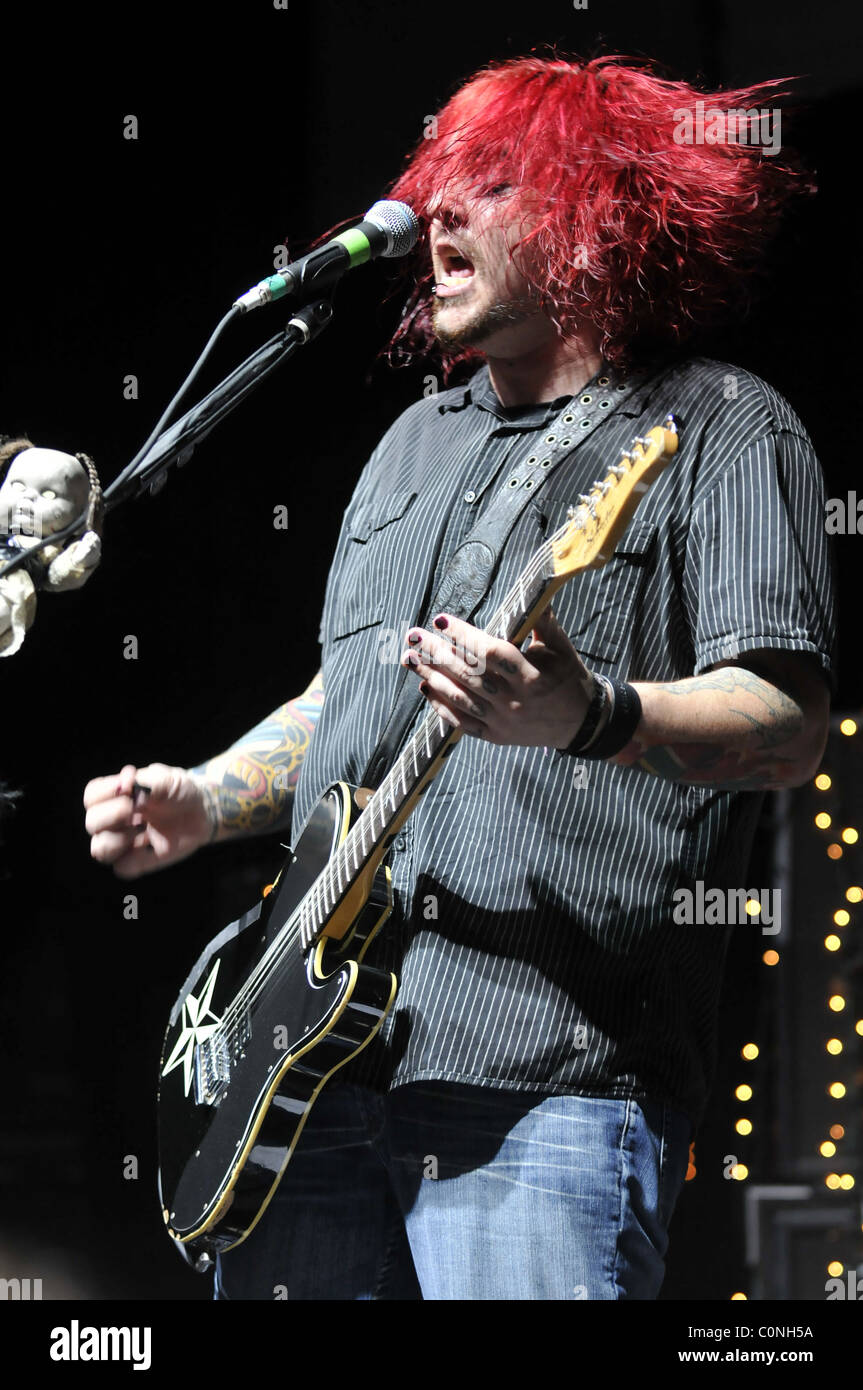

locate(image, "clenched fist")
(83, 762), (214, 879)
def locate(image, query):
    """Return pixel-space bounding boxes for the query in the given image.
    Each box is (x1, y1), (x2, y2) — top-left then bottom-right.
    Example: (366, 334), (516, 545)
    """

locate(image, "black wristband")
(558, 674), (609, 755)
(578, 677), (643, 760)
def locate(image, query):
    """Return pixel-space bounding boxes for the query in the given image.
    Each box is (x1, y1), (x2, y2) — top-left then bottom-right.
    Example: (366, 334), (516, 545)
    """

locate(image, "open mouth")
(434, 240), (476, 296)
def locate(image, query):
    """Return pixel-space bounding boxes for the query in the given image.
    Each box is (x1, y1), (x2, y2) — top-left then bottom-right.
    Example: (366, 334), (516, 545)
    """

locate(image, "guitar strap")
(358, 361), (659, 791)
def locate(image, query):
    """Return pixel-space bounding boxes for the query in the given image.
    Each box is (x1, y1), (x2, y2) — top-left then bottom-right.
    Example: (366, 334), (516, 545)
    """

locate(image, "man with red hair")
(85, 56), (834, 1299)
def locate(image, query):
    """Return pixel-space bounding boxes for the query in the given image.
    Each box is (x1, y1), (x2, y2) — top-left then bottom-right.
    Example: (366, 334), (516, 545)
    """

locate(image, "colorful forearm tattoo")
(611, 665), (807, 790)
(195, 672), (324, 836)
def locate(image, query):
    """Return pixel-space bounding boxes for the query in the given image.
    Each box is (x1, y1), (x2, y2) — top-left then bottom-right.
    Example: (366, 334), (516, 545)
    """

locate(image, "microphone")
(234, 200), (420, 313)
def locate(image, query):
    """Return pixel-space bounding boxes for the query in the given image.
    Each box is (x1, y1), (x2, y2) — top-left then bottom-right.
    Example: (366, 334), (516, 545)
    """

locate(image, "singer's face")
(428, 188), (552, 357)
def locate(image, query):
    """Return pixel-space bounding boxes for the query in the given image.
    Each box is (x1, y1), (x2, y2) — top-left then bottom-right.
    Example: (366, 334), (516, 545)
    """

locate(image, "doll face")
(0, 449), (88, 539)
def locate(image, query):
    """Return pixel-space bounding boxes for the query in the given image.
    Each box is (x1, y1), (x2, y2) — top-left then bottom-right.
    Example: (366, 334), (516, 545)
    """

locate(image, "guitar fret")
(332, 856), (344, 902)
(314, 878), (325, 930)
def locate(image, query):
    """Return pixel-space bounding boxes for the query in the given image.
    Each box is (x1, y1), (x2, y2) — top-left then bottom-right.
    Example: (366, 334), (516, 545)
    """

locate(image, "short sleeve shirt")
(291, 355), (836, 1126)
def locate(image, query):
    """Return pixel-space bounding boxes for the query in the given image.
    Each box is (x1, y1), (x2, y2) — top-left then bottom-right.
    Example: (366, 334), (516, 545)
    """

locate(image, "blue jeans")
(214, 1080), (691, 1300)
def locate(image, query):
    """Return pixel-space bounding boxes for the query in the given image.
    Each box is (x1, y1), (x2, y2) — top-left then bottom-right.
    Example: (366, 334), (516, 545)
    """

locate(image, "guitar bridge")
(194, 1009), (251, 1106)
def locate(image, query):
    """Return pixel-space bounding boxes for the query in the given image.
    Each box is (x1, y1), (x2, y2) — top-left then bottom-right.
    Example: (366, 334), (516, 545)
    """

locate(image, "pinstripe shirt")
(292, 355), (836, 1125)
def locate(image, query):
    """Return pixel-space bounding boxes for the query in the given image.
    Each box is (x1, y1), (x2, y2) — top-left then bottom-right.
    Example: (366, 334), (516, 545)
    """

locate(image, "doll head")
(0, 437), (101, 542)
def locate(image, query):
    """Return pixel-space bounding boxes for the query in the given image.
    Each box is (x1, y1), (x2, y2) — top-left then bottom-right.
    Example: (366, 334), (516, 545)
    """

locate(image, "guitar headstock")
(550, 415), (678, 576)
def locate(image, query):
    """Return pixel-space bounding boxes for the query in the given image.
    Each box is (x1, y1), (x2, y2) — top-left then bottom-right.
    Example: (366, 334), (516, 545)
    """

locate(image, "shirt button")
(394, 835), (406, 852)
(464, 489), (477, 503)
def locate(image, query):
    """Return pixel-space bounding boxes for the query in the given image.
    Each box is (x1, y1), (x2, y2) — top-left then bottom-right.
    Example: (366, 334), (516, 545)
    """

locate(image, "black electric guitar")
(157, 416), (679, 1270)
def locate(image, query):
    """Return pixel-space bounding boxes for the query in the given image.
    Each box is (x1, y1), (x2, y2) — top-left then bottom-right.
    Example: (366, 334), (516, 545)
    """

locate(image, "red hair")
(382, 55), (812, 374)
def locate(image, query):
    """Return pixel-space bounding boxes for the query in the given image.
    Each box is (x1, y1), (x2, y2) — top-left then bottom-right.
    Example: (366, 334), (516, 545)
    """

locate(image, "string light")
(730, 1292), (748, 1300)
(735, 734), (860, 1270)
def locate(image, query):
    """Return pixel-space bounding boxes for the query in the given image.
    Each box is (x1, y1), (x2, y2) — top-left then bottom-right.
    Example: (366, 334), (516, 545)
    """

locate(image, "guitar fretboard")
(296, 521), (569, 948)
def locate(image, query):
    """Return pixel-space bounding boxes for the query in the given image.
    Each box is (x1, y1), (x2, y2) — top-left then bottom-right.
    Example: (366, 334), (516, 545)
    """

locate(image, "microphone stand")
(105, 298), (335, 511)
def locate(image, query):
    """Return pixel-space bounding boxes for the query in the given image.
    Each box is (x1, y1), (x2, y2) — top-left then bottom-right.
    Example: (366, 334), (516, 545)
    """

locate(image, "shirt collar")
(438, 357), (673, 425)
(438, 363), (566, 425)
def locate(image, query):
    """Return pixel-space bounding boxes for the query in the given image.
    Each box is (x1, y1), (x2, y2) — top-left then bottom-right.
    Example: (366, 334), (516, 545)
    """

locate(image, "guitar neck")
(308, 539), (563, 934)
(300, 414), (678, 946)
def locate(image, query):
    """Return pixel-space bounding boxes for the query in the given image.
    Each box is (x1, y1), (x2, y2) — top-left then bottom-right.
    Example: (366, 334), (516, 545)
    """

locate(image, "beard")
(431, 288), (540, 352)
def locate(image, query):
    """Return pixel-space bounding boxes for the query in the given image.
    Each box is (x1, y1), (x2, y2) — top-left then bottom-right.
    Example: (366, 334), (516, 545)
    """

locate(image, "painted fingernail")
(433, 614), (448, 630)
(407, 631), (422, 645)
(406, 653), (418, 667)
(419, 682), (429, 694)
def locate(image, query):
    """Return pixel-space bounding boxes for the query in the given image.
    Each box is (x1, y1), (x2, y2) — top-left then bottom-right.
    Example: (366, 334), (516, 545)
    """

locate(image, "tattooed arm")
(189, 670), (325, 840)
(84, 671), (325, 877)
(611, 651), (830, 790)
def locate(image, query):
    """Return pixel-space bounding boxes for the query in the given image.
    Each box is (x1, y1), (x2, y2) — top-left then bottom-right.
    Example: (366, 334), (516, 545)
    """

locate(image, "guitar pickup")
(235, 1009), (251, 1053)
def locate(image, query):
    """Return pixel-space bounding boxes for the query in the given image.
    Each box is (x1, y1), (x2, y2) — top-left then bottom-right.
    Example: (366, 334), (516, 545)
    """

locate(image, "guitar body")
(157, 782), (397, 1269)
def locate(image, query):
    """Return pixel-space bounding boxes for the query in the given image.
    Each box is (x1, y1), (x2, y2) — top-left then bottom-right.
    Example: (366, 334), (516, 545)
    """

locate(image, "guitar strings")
(208, 449), (649, 1056)
(209, 530), (562, 1054)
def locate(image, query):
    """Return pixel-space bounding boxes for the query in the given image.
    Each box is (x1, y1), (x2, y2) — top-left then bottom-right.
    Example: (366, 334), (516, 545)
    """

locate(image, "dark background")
(1, 0), (860, 1305)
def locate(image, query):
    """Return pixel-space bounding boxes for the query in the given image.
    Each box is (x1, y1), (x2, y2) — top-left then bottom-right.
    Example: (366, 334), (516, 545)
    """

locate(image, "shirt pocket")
(329, 489), (417, 640)
(537, 504), (658, 665)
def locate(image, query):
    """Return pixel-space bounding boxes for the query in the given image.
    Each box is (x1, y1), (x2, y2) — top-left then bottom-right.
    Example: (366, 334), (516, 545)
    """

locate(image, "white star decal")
(162, 959), (223, 1097)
